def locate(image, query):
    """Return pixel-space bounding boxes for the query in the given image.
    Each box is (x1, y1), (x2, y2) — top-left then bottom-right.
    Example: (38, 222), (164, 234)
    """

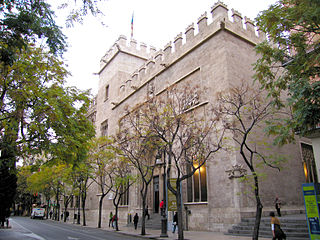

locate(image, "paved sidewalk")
(103, 225), (270, 240)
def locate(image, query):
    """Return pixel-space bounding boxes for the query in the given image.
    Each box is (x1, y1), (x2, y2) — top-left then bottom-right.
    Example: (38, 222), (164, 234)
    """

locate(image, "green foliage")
(254, 0), (320, 144)
(0, 45), (95, 166)
(0, 0), (66, 65)
(58, 0), (104, 27)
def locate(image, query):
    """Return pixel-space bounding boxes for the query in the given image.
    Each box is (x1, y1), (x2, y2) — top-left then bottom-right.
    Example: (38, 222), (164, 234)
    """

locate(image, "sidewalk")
(103, 225), (270, 240)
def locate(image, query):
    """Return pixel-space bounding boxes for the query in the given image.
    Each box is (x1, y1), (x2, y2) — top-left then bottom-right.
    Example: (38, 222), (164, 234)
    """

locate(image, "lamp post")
(77, 176), (82, 224)
(156, 152), (168, 238)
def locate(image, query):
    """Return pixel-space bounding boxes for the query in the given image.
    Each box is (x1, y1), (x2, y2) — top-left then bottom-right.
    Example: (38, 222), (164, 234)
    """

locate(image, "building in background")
(84, 1), (310, 232)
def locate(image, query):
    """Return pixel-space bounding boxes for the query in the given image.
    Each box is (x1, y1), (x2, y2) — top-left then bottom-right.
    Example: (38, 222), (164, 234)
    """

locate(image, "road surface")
(0, 216), (144, 240)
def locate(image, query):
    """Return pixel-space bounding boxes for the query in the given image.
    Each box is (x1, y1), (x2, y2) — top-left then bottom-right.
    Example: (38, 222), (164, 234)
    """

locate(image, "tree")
(0, 0), (105, 65)
(0, 0), (103, 223)
(110, 158), (135, 232)
(115, 108), (161, 235)
(15, 166), (33, 215)
(26, 165), (54, 219)
(0, 0), (66, 65)
(127, 85), (224, 240)
(72, 160), (95, 226)
(254, 0), (320, 145)
(214, 82), (283, 240)
(0, 45), (94, 221)
(88, 137), (115, 228)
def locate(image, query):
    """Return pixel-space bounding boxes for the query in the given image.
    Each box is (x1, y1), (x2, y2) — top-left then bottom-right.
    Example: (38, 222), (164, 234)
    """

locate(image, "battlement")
(99, 35), (156, 70)
(101, 1), (267, 108)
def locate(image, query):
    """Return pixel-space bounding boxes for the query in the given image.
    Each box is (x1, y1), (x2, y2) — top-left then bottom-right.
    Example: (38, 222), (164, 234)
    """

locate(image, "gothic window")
(301, 143), (317, 183)
(101, 119), (108, 136)
(187, 163), (207, 202)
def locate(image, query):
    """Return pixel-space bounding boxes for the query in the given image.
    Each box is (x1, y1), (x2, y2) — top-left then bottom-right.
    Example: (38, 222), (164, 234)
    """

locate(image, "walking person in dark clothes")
(144, 206), (150, 220)
(133, 213), (139, 230)
(172, 212), (178, 233)
(274, 197), (282, 217)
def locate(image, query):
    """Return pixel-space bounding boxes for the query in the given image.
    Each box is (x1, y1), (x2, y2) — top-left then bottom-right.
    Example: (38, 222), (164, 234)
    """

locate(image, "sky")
(54, 0), (277, 95)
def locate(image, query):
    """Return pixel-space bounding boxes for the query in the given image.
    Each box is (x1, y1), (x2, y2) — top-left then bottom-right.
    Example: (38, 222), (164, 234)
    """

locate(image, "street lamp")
(77, 176), (82, 224)
(156, 151), (168, 238)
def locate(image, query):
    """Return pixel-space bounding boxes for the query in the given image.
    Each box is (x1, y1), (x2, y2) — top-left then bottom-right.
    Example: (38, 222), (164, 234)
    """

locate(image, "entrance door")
(153, 176), (159, 213)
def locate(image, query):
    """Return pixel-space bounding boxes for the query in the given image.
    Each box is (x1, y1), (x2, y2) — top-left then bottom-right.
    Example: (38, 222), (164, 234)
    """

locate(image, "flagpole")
(131, 12), (134, 39)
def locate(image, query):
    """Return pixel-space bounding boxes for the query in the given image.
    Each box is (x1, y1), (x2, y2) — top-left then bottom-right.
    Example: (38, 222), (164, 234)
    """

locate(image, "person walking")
(133, 213), (139, 230)
(274, 197), (282, 217)
(172, 212), (178, 233)
(160, 200), (164, 216)
(109, 212), (113, 228)
(111, 214), (117, 229)
(270, 212), (286, 240)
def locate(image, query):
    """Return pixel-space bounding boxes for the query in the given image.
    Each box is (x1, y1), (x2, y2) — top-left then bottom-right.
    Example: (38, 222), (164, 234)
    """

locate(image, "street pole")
(77, 178), (81, 224)
(160, 153), (168, 238)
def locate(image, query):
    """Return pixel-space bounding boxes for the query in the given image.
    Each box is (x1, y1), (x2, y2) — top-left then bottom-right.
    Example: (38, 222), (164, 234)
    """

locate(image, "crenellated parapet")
(103, 1), (267, 108)
(99, 35), (155, 70)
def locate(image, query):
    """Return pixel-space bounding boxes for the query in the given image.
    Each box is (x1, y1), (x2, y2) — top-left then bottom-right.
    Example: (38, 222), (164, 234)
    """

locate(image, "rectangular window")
(100, 119), (108, 136)
(301, 143), (317, 183)
(200, 165), (207, 201)
(105, 85), (109, 101)
(187, 166), (193, 202)
(187, 163), (207, 202)
(120, 182), (129, 206)
(193, 169), (200, 202)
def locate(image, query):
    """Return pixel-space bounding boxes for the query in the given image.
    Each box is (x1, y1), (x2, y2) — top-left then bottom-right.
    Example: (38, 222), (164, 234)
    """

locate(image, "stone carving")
(226, 164), (247, 179)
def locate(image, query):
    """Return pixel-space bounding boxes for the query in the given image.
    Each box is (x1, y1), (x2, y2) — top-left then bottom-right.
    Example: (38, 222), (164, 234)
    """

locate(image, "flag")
(131, 12), (134, 38)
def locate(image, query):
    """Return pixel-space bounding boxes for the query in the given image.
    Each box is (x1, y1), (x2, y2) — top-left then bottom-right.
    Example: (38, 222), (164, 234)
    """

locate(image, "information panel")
(168, 178), (177, 211)
(302, 183), (320, 240)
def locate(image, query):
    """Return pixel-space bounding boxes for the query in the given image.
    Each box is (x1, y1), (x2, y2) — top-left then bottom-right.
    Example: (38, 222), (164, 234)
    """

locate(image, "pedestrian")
(111, 214), (117, 229)
(66, 211), (69, 220)
(109, 212), (113, 228)
(160, 200), (164, 216)
(172, 212), (178, 233)
(274, 197), (282, 217)
(133, 213), (139, 230)
(144, 206), (150, 220)
(270, 212), (286, 240)
(49, 210), (53, 219)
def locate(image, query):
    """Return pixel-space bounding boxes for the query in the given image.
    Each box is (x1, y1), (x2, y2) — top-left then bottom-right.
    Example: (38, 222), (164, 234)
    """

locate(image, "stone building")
(85, 1), (310, 232)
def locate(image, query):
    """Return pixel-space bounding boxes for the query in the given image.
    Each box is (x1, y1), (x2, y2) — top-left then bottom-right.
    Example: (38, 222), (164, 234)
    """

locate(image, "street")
(0, 216), (145, 240)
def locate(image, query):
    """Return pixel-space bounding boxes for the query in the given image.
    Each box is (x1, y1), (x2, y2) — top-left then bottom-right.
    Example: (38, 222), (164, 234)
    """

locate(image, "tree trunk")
(140, 182), (148, 235)
(115, 206), (119, 231)
(176, 182), (184, 240)
(98, 194), (106, 228)
(252, 173), (263, 240)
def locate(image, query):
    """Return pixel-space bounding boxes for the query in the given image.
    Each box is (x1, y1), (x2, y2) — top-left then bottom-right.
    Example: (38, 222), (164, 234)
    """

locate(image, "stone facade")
(85, 1), (306, 232)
